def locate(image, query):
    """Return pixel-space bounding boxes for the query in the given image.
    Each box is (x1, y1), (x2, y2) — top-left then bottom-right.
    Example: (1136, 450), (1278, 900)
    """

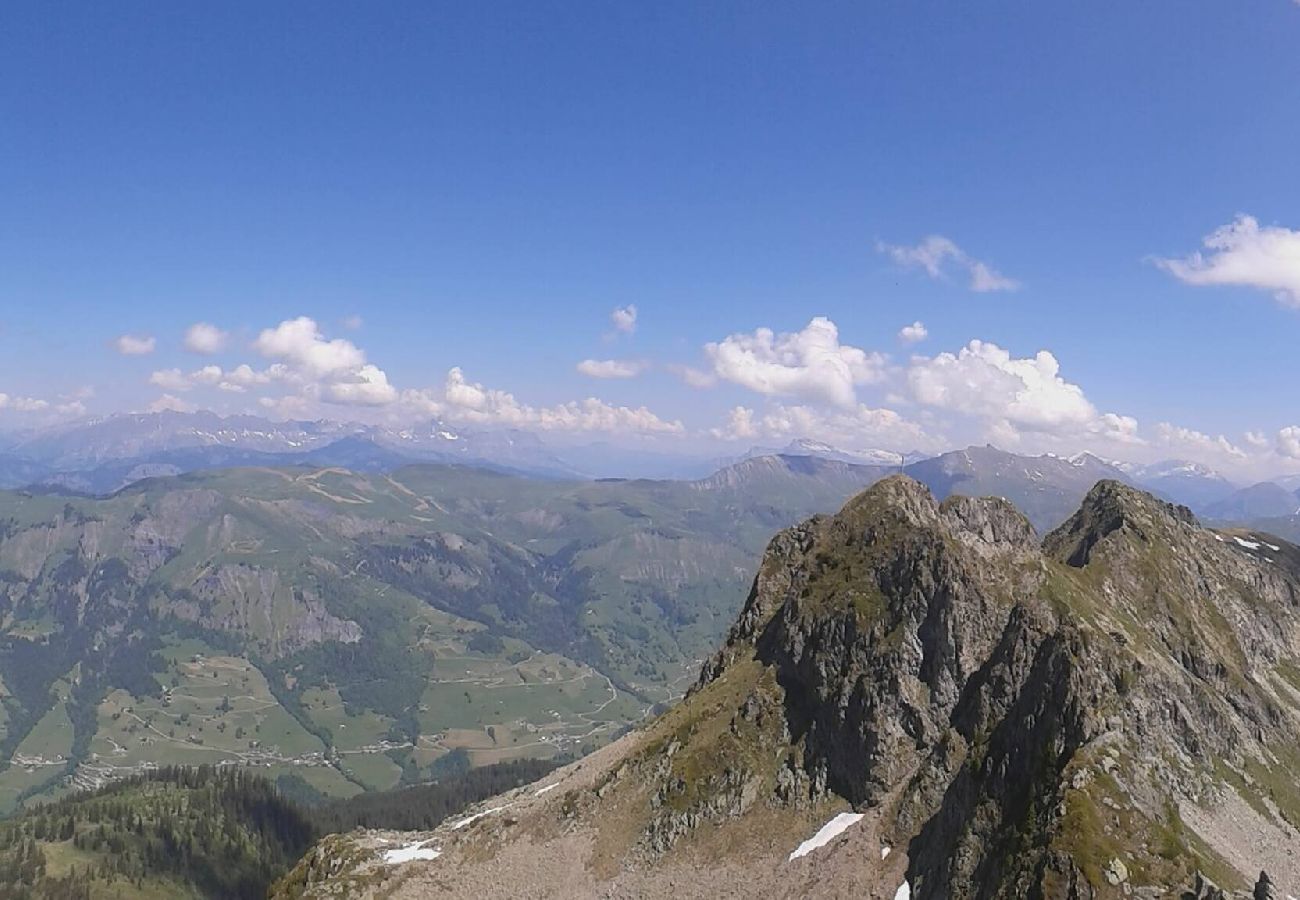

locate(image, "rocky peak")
(686, 478), (1297, 896)
(1045, 478), (1198, 568)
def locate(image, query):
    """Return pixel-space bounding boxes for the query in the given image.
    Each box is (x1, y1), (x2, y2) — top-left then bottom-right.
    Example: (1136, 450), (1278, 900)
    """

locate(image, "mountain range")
(0, 442), (1162, 815)
(0, 412), (582, 492)
(2, 412), (1292, 518)
(277, 477), (1300, 898)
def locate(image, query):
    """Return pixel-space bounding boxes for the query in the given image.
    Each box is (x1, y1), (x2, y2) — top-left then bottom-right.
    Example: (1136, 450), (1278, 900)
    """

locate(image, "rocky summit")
(275, 477), (1300, 899)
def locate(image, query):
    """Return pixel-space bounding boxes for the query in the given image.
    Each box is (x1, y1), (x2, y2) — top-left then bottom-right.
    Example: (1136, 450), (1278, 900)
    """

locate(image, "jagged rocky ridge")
(275, 477), (1300, 899)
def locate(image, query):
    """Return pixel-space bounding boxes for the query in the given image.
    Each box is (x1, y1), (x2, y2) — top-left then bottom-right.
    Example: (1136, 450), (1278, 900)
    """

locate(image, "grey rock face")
(689, 477), (1300, 897)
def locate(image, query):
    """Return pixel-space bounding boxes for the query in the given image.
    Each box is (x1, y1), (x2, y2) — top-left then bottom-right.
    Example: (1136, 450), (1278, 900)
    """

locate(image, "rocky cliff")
(274, 477), (1300, 899)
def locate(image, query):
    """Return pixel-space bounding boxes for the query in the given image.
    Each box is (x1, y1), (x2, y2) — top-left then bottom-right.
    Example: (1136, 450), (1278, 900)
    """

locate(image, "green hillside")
(0, 759), (557, 899)
(0, 457), (884, 811)
(0, 766), (313, 900)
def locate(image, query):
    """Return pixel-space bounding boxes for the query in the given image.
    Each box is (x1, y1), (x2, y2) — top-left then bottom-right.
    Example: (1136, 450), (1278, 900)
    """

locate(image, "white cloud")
(149, 368), (193, 392)
(191, 365), (223, 385)
(879, 236), (1020, 293)
(709, 401), (932, 451)
(224, 364), (273, 387)
(576, 358), (647, 379)
(712, 406), (759, 440)
(704, 317), (887, 408)
(669, 364), (717, 389)
(1155, 423), (1247, 460)
(0, 392), (85, 419)
(1154, 215), (1300, 307)
(252, 316), (396, 408)
(183, 322), (229, 355)
(323, 364), (398, 406)
(1277, 426), (1300, 460)
(0, 393), (49, 412)
(147, 394), (195, 413)
(114, 334), (156, 356)
(610, 305), (638, 335)
(907, 340), (1096, 429)
(253, 317), (367, 377)
(433, 367), (683, 434)
(342, 314), (364, 330)
(1093, 413), (1142, 445)
(151, 364), (267, 394)
(898, 321), (928, 344)
(968, 261), (1019, 293)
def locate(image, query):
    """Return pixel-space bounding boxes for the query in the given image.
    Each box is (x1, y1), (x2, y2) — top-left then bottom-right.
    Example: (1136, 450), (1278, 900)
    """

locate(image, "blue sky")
(3, 1), (1300, 475)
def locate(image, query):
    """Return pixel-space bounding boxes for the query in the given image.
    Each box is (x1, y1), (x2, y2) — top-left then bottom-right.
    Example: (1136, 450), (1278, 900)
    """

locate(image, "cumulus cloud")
(151, 363), (279, 395)
(253, 317), (367, 377)
(427, 367), (683, 434)
(898, 321), (928, 344)
(114, 334), (156, 356)
(1154, 215), (1300, 307)
(0, 393), (49, 412)
(183, 322), (229, 354)
(225, 364), (274, 388)
(252, 316), (396, 407)
(704, 317), (887, 408)
(903, 340), (1142, 450)
(1277, 426), (1300, 460)
(879, 236), (1020, 293)
(322, 364), (398, 406)
(709, 401), (933, 450)
(1093, 413), (1142, 445)
(1155, 423), (1246, 460)
(147, 394), (195, 414)
(907, 340), (1095, 429)
(713, 406), (759, 440)
(576, 359), (647, 379)
(191, 365), (223, 386)
(149, 368), (193, 392)
(610, 305), (638, 335)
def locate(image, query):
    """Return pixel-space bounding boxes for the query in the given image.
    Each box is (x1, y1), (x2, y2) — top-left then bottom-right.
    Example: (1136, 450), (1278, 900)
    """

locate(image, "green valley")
(0, 456), (885, 812)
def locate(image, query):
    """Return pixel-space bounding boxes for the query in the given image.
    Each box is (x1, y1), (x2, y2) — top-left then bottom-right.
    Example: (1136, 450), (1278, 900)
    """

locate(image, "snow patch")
(535, 783), (560, 796)
(450, 804), (510, 830)
(881, 845), (891, 859)
(894, 882), (911, 900)
(1262, 540), (1281, 551)
(788, 812), (864, 861)
(1234, 537), (1261, 550)
(1213, 534), (1225, 542)
(382, 841), (440, 864)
